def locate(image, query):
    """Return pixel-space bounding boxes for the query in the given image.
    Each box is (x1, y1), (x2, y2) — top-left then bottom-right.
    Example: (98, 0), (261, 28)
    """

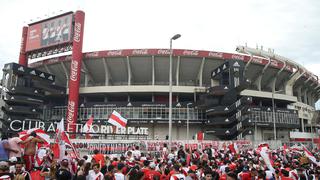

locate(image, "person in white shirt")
(132, 146), (141, 160)
(170, 164), (185, 180)
(88, 164), (104, 180)
(114, 163), (125, 180)
(167, 150), (175, 161)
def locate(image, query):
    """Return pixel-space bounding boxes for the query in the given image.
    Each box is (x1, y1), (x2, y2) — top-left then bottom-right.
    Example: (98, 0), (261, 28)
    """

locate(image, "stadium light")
(171, 34), (181, 40)
(169, 34), (181, 152)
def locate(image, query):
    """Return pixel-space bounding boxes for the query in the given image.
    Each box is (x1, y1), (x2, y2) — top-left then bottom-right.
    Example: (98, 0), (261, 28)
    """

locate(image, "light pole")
(272, 89), (284, 141)
(168, 34), (181, 152)
(272, 91), (276, 140)
(187, 103), (192, 144)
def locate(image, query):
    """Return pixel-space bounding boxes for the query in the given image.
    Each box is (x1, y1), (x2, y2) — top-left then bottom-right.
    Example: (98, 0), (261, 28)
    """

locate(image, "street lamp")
(169, 34), (181, 152)
(272, 89), (284, 141)
(187, 103), (193, 144)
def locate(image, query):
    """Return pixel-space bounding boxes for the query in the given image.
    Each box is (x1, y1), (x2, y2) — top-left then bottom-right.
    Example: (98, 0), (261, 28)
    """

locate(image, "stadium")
(20, 45), (318, 141)
(1, 11), (319, 143)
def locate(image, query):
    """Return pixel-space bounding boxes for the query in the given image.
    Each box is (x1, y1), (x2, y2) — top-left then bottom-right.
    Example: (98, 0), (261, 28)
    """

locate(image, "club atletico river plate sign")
(9, 119), (149, 135)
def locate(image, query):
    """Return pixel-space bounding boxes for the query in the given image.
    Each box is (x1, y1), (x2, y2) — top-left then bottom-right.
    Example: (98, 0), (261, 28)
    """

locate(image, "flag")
(53, 118), (66, 160)
(108, 110), (127, 128)
(19, 128), (50, 148)
(228, 143), (239, 154)
(53, 118), (80, 160)
(82, 116), (94, 139)
(302, 146), (320, 166)
(194, 131), (204, 140)
(258, 145), (275, 172)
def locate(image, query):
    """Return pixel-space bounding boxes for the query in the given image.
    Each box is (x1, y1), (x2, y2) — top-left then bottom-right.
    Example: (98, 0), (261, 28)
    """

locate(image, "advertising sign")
(25, 12), (73, 52)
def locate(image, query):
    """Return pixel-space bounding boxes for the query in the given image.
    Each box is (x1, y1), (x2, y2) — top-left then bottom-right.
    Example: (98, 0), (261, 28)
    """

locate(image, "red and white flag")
(53, 118), (80, 160)
(303, 146), (320, 166)
(255, 143), (274, 172)
(19, 128), (50, 148)
(108, 110), (127, 128)
(194, 131), (204, 140)
(228, 143), (239, 154)
(82, 116), (94, 139)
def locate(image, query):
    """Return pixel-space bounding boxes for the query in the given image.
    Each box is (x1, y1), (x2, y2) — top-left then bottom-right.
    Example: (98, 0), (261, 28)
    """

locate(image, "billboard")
(25, 12), (73, 52)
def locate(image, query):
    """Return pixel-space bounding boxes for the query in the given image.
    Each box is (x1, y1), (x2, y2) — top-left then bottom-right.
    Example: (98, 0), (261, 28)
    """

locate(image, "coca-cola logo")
(157, 49), (171, 55)
(86, 52), (99, 57)
(132, 49), (148, 55)
(183, 50), (199, 56)
(70, 60), (78, 81)
(67, 100), (75, 123)
(73, 22), (81, 42)
(107, 50), (122, 56)
(252, 58), (263, 64)
(231, 54), (244, 60)
(208, 52), (223, 58)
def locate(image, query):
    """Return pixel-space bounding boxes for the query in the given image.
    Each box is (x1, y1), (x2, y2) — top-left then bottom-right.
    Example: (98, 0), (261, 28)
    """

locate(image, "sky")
(0, 0), (320, 108)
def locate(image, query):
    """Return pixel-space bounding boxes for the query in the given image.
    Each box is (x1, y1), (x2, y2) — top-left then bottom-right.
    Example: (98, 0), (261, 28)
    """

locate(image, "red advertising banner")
(66, 11), (85, 138)
(18, 26), (28, 66)
(25, 13), (73, 52)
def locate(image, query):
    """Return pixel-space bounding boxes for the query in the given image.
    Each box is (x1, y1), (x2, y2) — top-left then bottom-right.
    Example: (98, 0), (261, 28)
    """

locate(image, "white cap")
(9, 157), (17, 163)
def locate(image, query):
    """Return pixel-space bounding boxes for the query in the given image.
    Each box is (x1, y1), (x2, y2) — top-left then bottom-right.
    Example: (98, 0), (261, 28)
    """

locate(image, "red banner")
(66, 11), (85, 138)
(19, 26), (28, 66)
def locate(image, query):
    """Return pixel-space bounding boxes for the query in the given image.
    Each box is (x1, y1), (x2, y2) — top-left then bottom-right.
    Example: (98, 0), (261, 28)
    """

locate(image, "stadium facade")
(20, 46), (319, 141)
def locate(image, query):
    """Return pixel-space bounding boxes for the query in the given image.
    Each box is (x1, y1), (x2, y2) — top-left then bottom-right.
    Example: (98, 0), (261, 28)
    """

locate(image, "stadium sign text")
(9, 120), (149, 135)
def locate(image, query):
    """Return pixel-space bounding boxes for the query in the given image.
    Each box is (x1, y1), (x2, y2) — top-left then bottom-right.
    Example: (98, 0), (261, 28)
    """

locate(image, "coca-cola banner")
(29, 49), (294, 73)
(19, 26), (28, 66)
(29, 49), (320, 83)
(66, 11), (85, 138)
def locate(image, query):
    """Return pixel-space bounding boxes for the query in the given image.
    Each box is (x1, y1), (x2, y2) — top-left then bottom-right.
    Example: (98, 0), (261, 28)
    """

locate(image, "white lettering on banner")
(157, 49), (171, 55)
(86, 52), (99, 57)
(231, 54), (244, 60)
(101, 125), (107, 134)
(8, 120), (149, 135)
(107, 50), (122, 56)
(73, 22), (81, 42)
(132, 49), (148, 55)
(67, 100), (75, 123)
(29, 29), (40, 40)
(47, 123), (55, 132)
(183, 50), (199, 56)
(252, 58), (263, 64)
(208, 52), (223, 58)
(70, 61), (79, 81)
(10, 120), (22, 131)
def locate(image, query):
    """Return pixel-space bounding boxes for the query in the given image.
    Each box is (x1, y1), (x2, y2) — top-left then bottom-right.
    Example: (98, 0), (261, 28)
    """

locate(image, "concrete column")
(297, 86), (302, 102)
(176, 56), (180, 86)
(152, 56), (155, 85)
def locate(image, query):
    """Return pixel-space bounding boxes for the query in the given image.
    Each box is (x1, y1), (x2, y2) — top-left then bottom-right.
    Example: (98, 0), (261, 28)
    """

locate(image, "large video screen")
(26, 13), (73, 52)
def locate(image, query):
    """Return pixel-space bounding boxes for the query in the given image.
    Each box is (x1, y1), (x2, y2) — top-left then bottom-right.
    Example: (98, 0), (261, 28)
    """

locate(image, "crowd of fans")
(0, 132), (319, 180)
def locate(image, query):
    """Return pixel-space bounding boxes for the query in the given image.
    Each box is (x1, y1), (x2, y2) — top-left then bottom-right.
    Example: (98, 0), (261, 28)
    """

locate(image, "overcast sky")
(0, 0), (319, 107)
